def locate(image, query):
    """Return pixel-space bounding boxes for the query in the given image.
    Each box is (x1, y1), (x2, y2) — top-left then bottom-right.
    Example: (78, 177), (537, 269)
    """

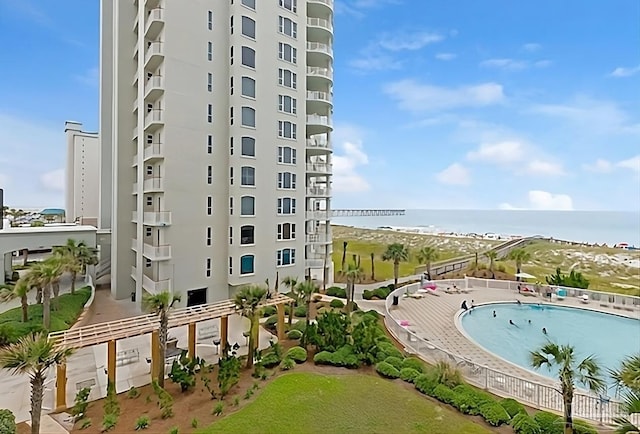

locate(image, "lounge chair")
(580, 294), (589, 304)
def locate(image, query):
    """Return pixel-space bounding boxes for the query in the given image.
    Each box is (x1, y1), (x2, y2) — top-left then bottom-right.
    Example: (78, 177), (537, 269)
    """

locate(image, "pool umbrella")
(514, 272), (536, 279)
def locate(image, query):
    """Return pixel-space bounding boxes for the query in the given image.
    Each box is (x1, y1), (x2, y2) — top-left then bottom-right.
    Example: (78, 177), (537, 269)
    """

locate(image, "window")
(278, 43), (297, 63)
(240, 196), (255, 215)
(241, 166), (255, 186)
(241, 137), (255, 157)
(241, 76), (255, 98)
(207, 196), (213, 215)
(146, 134), (153, 144)
(277, 223), (296, 240)
(229, 256), (233, 274)
(207, 42), (213, 61)
(277, 146), (296, 164)
(146, 165), (153, 175)
(229, 167), (234, 185)
(277, 248), (296, 266)
(278, 16), (297, 38)
(278, 121), (297, 139)
(207, 104), (213, 123)
(230, 16), (233, 34)
(207, 135), (213, 154)
(229, 226), (233, 244)
(230, 137), (234, 155)
(241, 0), (256, 8)
(241, 107), (255, 127)
(240, 225), (254, 244)
(208, 11), (213, 30)
(230, 76), (234, 95)
(279, 0), (297, 13)
(230, 107), (234, 125)
(278, 95), (297, 114)
(206, 258), (211, 277)
(278, 68), (297, 89)
(277, 197), (296, 214)
(277, 172), (296, 189)
(230, 45), (233, 64)
(240, 255), (255, 275)
(241, 46), (255, 68)
(146, 196), (153, 206)
(145, 258), (152, 268)
(207, 227), (212, 246)
(241, 16), (256, 39)
(229, 197), (234, 215)
(207, 165), (212, 184)
(145, 227), (152, 237)
(207, 73), (212, 92)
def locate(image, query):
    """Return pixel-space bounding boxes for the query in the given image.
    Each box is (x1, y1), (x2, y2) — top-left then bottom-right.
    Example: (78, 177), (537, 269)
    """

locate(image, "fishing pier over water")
(331, 209), (405, 217)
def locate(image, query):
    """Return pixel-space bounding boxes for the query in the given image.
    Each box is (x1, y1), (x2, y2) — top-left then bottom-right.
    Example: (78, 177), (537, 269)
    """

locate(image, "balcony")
(305, 259), (324, 268)
(143, 211), (172, 226)
(132, 182), (138, 194)
(144, 109), (163, 133)
(133, 126), (138, 140)
(306, 91), (333, 110)
(307, 17), (333, 42)
(306, 186), (330, 197)
(131, 266), (137, 281)
(306, 210), (329, 220)
(306, 114), (333, 134)
(306, 137), (332, 153)
(144, 75), (164, 101)
(143, 143), (163, 162)
(131, 238), (139, 251)
(143, 243), (172, 261)
(142, 274), (172, 295)
(144, 41), (164, 70)
(306, 162), (332, 175)
(306, 66), (333, 85)
(306, 233), (330, 244)
(133, 98), (138, 113)
(143, 177), (164, 192)
(144, 8), (164, 40)
(308, 0), (333, 14)
(306, 42), (333, 67)
(307, 42), (333, 57)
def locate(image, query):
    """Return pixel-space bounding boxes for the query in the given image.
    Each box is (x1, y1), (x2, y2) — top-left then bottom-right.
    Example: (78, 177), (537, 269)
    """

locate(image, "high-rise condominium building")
(100, 0), (333, 307)
(65, 121), (100, 227)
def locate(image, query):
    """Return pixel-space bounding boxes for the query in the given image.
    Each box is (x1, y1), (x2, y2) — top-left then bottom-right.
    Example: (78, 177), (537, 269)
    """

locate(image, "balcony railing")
(307, 42), (333, 57)
(306, 163), (332, 174)
(306, 138), (331, 150)
(308, 0), (334, 9)
(307, 17), (333, 32)
(143, 177), (163, 191)
(142, 274), (172, 294)
(307, 114), (332, 128)
(144, 75), (163, 95)
(143, 243), (172, 260)
(306, 233), (330, 244)
(144, 8), (164, 39)
(306, 210), (329, 220)
(305, 259), (324, 268)
(307, 91), (332, 104)
(307, 66), (333, 81)
(144, 41), (164, 67)
(144, 109), (163, 127)
(131, 238), (138, 251)
(143, 211), (172, 226)
(143, 143), (163, 160)
(306, 186), (330, 196)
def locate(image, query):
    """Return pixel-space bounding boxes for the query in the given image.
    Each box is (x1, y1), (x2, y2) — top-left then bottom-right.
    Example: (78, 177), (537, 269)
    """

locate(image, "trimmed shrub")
(326, 286), (347, 298)
(285, 346), (307, 363)
(399, 367), (420, 383)
(452, 384), (493, 409)
(287, 329), (302, 340)
(362, 289), (374, 300)
(384, 356), (404, 371)
(375, 361), (401, 379)
(501, 398), (526, 419)
(401, 357), (424, 373)
(376, 342), (403, 361)
(432, 384), (457, 405)
(313, 347), (359, 369)
(373, 287), (391, 299)
(479, 401), (510, 426)
(533, 411), (562, 434)
(261, 306), (277, 317)
(573, 420), (598, 434)
(0, 409), (16, 434)
(291, 321), (306, 332)
(264, 315), (278, 328)
(329, 299), (345, 308)
(414, 373), (438, 396)
(293, 306), (307, 318)
(511, 412), (541, 434)
(313, 351), (333, 365)
(260, 352), (281, 368)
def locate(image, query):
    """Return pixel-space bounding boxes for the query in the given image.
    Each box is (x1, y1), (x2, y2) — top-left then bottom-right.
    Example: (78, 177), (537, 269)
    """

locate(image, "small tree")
(370, 252), (375, 280)
(28, 258), (63, 329)
(341, 241), (348, 272)
(234, 285), (267, 369)
(143, 291), (181, 388)
(484, 251), (498, 279)
(343, 263), (363, 313)
(281, 276), (298, 326)
(611, 354), (640, 433)
(382, 243), (410, 288)
(0, 277), (30, 322)
(507, 248), (531, 280)
(530, 343), (604, 434)
(0, 333), (74, 434)
(416, 246), (439, 279)
(293, 280), (317, 328)
(53, 239), (98, 294)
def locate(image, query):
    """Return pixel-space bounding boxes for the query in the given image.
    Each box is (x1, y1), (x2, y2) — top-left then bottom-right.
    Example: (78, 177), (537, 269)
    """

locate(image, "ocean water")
(331, 210), (640, 246)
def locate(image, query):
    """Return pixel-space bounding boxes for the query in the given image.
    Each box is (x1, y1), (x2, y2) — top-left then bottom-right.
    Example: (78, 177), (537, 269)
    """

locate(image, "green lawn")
(0, 286), (91, 341)
(201, 372), (492, 434)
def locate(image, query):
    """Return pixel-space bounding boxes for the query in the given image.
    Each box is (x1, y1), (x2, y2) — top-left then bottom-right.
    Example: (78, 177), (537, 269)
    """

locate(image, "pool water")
(460, 303), (640, 393)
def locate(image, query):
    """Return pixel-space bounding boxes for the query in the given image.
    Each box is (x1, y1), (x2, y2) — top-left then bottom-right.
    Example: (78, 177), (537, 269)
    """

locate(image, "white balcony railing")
(308, 0), (334, 9)
(307, 91), (332, 104)
(143, 211), (172, 226)
(307, 66), (333, 80)
(307, 17), (333, 32)
(144, 109), (163, 127)
(306, 163), (332, 174)
(143, 143), (162, 160)
(143, 243), (171, 260)
(306, 114), (332, 128)
(144, 8), (164, 37)
(306, 138), (331, 150)
(142, 274), (172, 294)
(144, 75), (163, 95)
(131, 238), (138, 251)
(306, 210), (329, 220)
(306, 186), (330, 196)
(306, 233), (330, 244)
(307, 42), (333, 57)
(144, 41), (163, 65)
(306, 259), (324, 268)
(143, 177), (163, 191)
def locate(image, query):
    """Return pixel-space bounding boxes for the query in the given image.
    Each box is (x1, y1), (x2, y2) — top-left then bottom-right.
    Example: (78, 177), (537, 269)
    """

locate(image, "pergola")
(48, 293), (292, 410)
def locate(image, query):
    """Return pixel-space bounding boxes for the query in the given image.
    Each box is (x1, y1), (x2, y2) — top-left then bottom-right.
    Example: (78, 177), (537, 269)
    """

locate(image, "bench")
(198, 325), (219, 341)
(75, 378), (96, 391)
(116, 348), (140, 366)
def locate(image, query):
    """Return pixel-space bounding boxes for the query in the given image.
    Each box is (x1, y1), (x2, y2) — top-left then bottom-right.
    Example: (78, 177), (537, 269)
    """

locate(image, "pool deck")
(388, 285), (640, 387)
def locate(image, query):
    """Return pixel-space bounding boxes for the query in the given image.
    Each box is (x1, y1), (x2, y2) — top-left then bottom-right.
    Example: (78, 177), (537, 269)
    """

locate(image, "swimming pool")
(460, 303), (640, 393)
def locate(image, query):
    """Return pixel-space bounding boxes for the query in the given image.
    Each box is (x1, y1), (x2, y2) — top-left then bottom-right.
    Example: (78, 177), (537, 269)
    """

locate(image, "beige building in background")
(65, 121), (100, 226)
(99, 0), (334, 307)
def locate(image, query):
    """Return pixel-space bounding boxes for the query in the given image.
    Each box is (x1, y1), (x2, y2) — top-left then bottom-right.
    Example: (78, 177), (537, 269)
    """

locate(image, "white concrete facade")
(100, 0), (333, 307)
(65, 121), (100, 226)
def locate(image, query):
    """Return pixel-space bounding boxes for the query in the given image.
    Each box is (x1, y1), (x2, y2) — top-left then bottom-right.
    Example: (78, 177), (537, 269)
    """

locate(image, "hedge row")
(362, 284), (395, 300)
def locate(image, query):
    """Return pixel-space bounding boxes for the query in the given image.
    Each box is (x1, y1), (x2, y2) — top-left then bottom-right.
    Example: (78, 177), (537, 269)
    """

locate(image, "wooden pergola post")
(151, 330), (160, 381)
(276, 303), (286, 340)
(220, 316), (228, 351)
(107, 340), (116, 386)
(188, 322), (196, 358)
(55, 363), (67, 411)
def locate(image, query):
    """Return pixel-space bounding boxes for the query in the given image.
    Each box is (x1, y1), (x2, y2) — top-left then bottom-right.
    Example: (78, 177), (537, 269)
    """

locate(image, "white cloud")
(378, 31), (443, 51)
(466, 141), (565, 176)
(500, 190), (574, 211)
(384, 80), (505, 112)
(534, 60), (552, 68)
(617, 155), (640, 173)
(435, 163), (471, 186)
(40, 168), (65, 192)
(610, 65), (640, 78)
(480, 58), (528, 71)
(583, 159), (613, 173)
(331, 125), (371, 193)
(336, 0), (402, 18)
(349, 54), (401, 71)
(522, 43), (542, 52)
(525, 160), (565, 176)
(435, 52), (457, 61)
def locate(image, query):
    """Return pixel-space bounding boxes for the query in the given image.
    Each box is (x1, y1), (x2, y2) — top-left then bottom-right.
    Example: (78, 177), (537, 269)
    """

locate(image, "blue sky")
(0, 0), (638, 211)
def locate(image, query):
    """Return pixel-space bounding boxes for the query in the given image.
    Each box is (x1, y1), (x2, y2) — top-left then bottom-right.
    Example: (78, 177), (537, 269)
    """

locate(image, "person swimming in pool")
(509, 320), (517, 326)
(516, 300), (522, 305)
(493, 310), (496, 317)
(528, 320), (531, 324)
(542, 327), (547, 335)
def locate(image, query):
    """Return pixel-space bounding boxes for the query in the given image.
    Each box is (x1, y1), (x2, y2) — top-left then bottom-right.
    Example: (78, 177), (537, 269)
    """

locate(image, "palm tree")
(0, 333), (73, 434)
(370, 252), (375, 281)
(343, 263), (363, 313)
(611, 354), (640, 433)
(530, 343), (605, 434)
(29, 258), (63, 330)
(53, 239), (98, 294)
(294, 280), (317, 328)
(143, 291), (181, 387)
(416, 246), (439, 279)
(234, 285), (267, 369)
(382, 243), (410, 288)
(484, 251), (498, 279)
(508, 248), (531, 281)
(341, 241), (348, 272)
(0, 276), (31, 322)
(281, 276), (298, 325)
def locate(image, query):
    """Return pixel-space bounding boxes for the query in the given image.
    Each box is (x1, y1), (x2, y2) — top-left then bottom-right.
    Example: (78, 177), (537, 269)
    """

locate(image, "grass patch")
(0, 287), (91, 339)
(200, 372), (491, 434)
